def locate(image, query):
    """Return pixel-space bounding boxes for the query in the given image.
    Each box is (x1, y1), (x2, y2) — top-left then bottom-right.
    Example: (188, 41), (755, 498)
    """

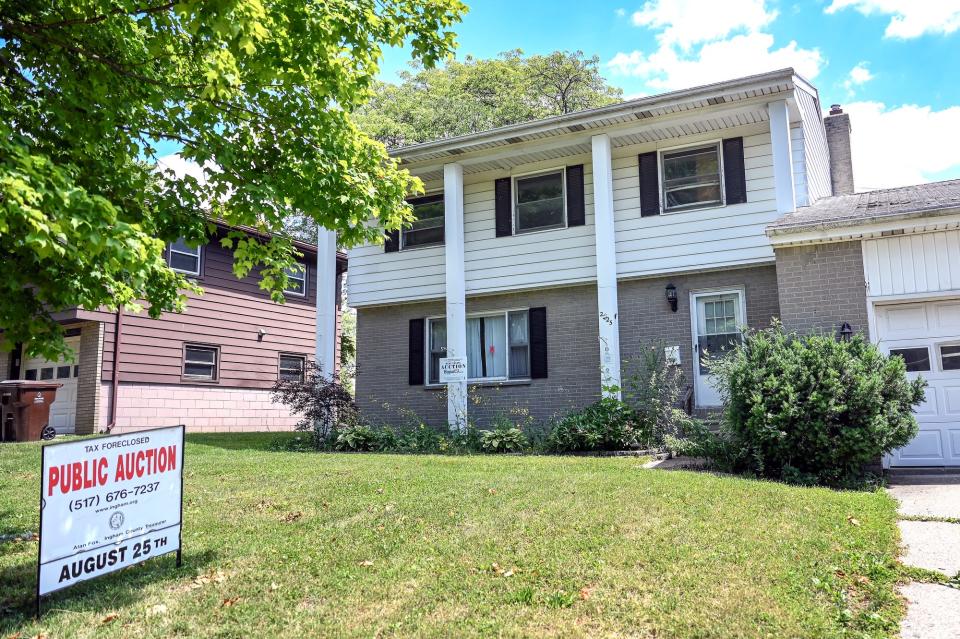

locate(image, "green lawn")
(1, 433), (904, 638)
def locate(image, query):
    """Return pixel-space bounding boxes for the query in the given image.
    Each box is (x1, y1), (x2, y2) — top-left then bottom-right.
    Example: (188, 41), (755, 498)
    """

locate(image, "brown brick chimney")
(824, 104), (855, 195)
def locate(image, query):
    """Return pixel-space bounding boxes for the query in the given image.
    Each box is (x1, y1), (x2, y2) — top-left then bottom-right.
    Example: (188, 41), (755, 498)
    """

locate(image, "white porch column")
(591, 134), (622, 398)
(315, 227), (338, 381)
(767, 100), (796, 215)
(443, 163), (468, 432)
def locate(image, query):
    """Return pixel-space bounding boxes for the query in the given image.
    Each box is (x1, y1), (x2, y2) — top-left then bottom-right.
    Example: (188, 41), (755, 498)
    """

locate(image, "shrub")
(271, 362), (358, 449)
(622, 342), (690, 447)
(708, 324), (926, 485)
(480, 418), (529, 453)
(333, 424), (380, 451)
(545, 398), (644, 452)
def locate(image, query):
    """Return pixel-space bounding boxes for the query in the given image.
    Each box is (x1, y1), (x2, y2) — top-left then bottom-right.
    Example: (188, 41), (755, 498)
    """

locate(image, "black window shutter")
(408, 318), (425, 385)
(638, 152), (660, 217)
(494, 177), (513, 237)
(529, 307), (548, 379)
(384, 229), (400, 253)
(722, 137), (747, 205)
(566, 164), (585, 227)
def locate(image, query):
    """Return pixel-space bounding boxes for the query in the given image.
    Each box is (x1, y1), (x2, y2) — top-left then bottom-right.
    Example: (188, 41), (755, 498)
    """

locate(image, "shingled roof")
(768, 179), (960, 235)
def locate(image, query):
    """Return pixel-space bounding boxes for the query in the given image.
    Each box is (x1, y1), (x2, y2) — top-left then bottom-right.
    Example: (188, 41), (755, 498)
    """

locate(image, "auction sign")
(37, 425), (184, 608)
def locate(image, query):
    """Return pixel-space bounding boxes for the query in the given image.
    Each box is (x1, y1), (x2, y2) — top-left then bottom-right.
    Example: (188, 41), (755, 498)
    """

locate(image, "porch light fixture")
(839, 322), (853, 342)
(665, 284), (678, 313)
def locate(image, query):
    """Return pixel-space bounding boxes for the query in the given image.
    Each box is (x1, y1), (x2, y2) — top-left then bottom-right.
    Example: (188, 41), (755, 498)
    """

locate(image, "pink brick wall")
(104, 382), (301, 433)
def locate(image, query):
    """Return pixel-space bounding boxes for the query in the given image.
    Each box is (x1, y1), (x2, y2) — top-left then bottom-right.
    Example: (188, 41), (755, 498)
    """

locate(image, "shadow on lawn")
(0, 547), (219, 631)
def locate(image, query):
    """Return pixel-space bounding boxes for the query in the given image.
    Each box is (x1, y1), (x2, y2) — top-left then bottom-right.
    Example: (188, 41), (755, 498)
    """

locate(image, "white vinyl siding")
(791, 124), (808, 208)
(612, 126), (778, 278)
(795, 85), (831, 203)
(864, 230), (960, 297)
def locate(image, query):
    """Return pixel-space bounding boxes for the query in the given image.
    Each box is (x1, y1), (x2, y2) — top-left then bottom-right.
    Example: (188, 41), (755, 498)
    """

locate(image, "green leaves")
(1, 0), (464, 357)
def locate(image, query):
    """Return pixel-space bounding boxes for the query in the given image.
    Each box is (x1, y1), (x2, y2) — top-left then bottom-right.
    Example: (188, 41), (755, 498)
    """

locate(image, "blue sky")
(378, 0), (960, 190)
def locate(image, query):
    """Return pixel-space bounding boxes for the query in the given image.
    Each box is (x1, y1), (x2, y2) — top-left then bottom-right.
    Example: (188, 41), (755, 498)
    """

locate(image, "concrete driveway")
(888, 474), (960, 639)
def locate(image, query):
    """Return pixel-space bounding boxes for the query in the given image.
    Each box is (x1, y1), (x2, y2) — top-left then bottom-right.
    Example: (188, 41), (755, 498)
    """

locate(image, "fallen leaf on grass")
(255, 500), (274, 512)
(359, 560), (374, 567)
(487, 488), (497, 495)
(221, 597), (240, 607)
(579, 585), (595, 600)
(847, 517), (861, 527)
(490, 562), (517, 577)
(280, 511), (303, 523)
(101, 613), (119, 624)
(270, 582), (280, 591)
(376, 488), (384, 494)
(149, 603), (168, 616)
(29, 634), (47, 639)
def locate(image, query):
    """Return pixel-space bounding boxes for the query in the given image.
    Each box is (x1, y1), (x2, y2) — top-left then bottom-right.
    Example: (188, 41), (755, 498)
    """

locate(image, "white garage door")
(22, 336), (80, 434)
(876, 300), (960, 467)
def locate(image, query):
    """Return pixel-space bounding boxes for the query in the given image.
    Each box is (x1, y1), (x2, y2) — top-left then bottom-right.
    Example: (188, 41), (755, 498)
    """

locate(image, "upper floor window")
(661, 143), (722, 212)
(402, 194), (445, 249)
(514, 170), (565, 233)
(168, 238), (201, 276)
(183, 344), (218, 381)
(279, 354), (306, 382)
(284, 264), (306, 296)
(427, 310), (530, 384)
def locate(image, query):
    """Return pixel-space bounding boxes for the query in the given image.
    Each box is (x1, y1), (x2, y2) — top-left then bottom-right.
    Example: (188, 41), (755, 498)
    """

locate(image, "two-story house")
(1, 224), (347, 435)
(346, 68), (960, 469)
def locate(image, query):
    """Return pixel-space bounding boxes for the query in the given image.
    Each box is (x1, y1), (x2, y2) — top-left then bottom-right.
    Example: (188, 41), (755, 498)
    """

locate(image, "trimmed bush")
(708, 325), (926, 485)
(545, 398), (644, 452)
(480, 421), (528, 453)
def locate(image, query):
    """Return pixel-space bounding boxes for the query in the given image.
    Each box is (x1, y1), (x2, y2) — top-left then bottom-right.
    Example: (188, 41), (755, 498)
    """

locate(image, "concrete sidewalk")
(888, 475), (960, 639)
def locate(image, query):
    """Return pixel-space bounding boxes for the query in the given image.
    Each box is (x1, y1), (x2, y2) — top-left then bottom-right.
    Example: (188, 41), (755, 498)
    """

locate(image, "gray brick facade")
(618, 265), (781, 398)
(356, 284), (602, 427)
(774, 240), (869, 339)
(824, 110), (855, 196)
(75, 321), (104, 435)
(355, 265), (782, 427)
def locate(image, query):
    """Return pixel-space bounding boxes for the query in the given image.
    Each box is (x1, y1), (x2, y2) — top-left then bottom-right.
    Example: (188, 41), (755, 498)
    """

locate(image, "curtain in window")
(508, 311), (529, 378)
(466, 318), (483, 379)
(484, 317), (507, 378)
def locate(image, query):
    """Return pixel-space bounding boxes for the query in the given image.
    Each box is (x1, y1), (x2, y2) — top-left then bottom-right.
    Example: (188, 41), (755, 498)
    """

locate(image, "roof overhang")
(392, 68), (803, 180)
(767, 207), (960, 247)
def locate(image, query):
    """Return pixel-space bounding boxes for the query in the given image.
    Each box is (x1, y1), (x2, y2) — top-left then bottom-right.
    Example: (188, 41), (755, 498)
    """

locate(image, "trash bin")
(0, 381), (61, 442)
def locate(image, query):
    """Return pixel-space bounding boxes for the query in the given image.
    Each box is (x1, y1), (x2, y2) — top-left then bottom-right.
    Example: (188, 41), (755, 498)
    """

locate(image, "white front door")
(691, 289), (745, 408)
(22, 336), (80, 434)
(877, 300), (960, 467)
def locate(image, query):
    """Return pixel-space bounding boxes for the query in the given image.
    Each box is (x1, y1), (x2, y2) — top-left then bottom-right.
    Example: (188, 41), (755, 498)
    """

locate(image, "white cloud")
(632, 0), (776, 49)
(842, 61), (874, 93)
(843, 101), (960, 188)
(615, 8), (626, 17)
(156, 154), (208, 183)
(608, 32), (823, 91)
(825, 1), (960, 38)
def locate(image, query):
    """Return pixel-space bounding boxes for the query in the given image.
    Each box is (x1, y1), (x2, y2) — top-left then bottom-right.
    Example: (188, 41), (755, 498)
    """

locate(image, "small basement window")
(168, 238), (201, 276)
(279, 354), (306, 382)
(514, 171), (565, 233)
(183, 344), (219, 381)
(403, 194), (445, 249)
(284, 264), (306, 296)
(940, 344), (960, 371)
(890, 347), (931, 372)
(661, 144), (722, 212)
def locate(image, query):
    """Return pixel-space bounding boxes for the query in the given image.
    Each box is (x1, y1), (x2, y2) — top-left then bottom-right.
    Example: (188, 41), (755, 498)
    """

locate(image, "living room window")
(168, 238), (202, 276)
(427, 310), (531, 383)
(402, 194), (445, 249)
(514, 170), (566, 233)
(661, 143), (723, 212)
(183, 344), (219, 381)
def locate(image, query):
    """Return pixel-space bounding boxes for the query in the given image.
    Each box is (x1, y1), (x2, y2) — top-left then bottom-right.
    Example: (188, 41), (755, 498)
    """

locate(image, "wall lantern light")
(665, 284), (678, 313)
(839, 322), (853, 342)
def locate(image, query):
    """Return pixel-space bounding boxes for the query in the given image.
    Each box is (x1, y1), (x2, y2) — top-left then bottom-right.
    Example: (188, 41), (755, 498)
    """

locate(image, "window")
(939, 344), (960, 371)
(168, 238), (201, 276)
(56, 365), (71, 379)
(428, 310), (530, 383)
(891, 347), (931, 372)
(25, 369), (37, 381)
(514, 171), (565, 233)
(40, 367), (54, 380)
(73, 365), (80, 377)
(661, 144), (722, 212)
(284, 264), (306, 296)
(279, 354), (306, 382)
(696, 293), (742, 374)
(403, 194), (445, 249)
(183, 344), (218, 381)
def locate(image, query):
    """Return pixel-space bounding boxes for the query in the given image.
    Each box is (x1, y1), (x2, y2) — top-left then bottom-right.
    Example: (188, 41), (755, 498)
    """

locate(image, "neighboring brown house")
(0, 225), (347, 434)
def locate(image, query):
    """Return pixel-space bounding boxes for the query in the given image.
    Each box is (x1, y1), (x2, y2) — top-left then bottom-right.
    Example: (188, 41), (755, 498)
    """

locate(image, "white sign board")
(38, 425), (184, 597)
(439, 357), (468, 383)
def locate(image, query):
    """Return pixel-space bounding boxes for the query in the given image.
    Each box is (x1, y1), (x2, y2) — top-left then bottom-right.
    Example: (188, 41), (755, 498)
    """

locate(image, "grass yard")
(1, 433), (903, 638)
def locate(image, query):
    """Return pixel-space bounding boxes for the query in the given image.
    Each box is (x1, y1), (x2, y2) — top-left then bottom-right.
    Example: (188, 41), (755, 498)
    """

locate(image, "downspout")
(105, 307), (124, 433)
